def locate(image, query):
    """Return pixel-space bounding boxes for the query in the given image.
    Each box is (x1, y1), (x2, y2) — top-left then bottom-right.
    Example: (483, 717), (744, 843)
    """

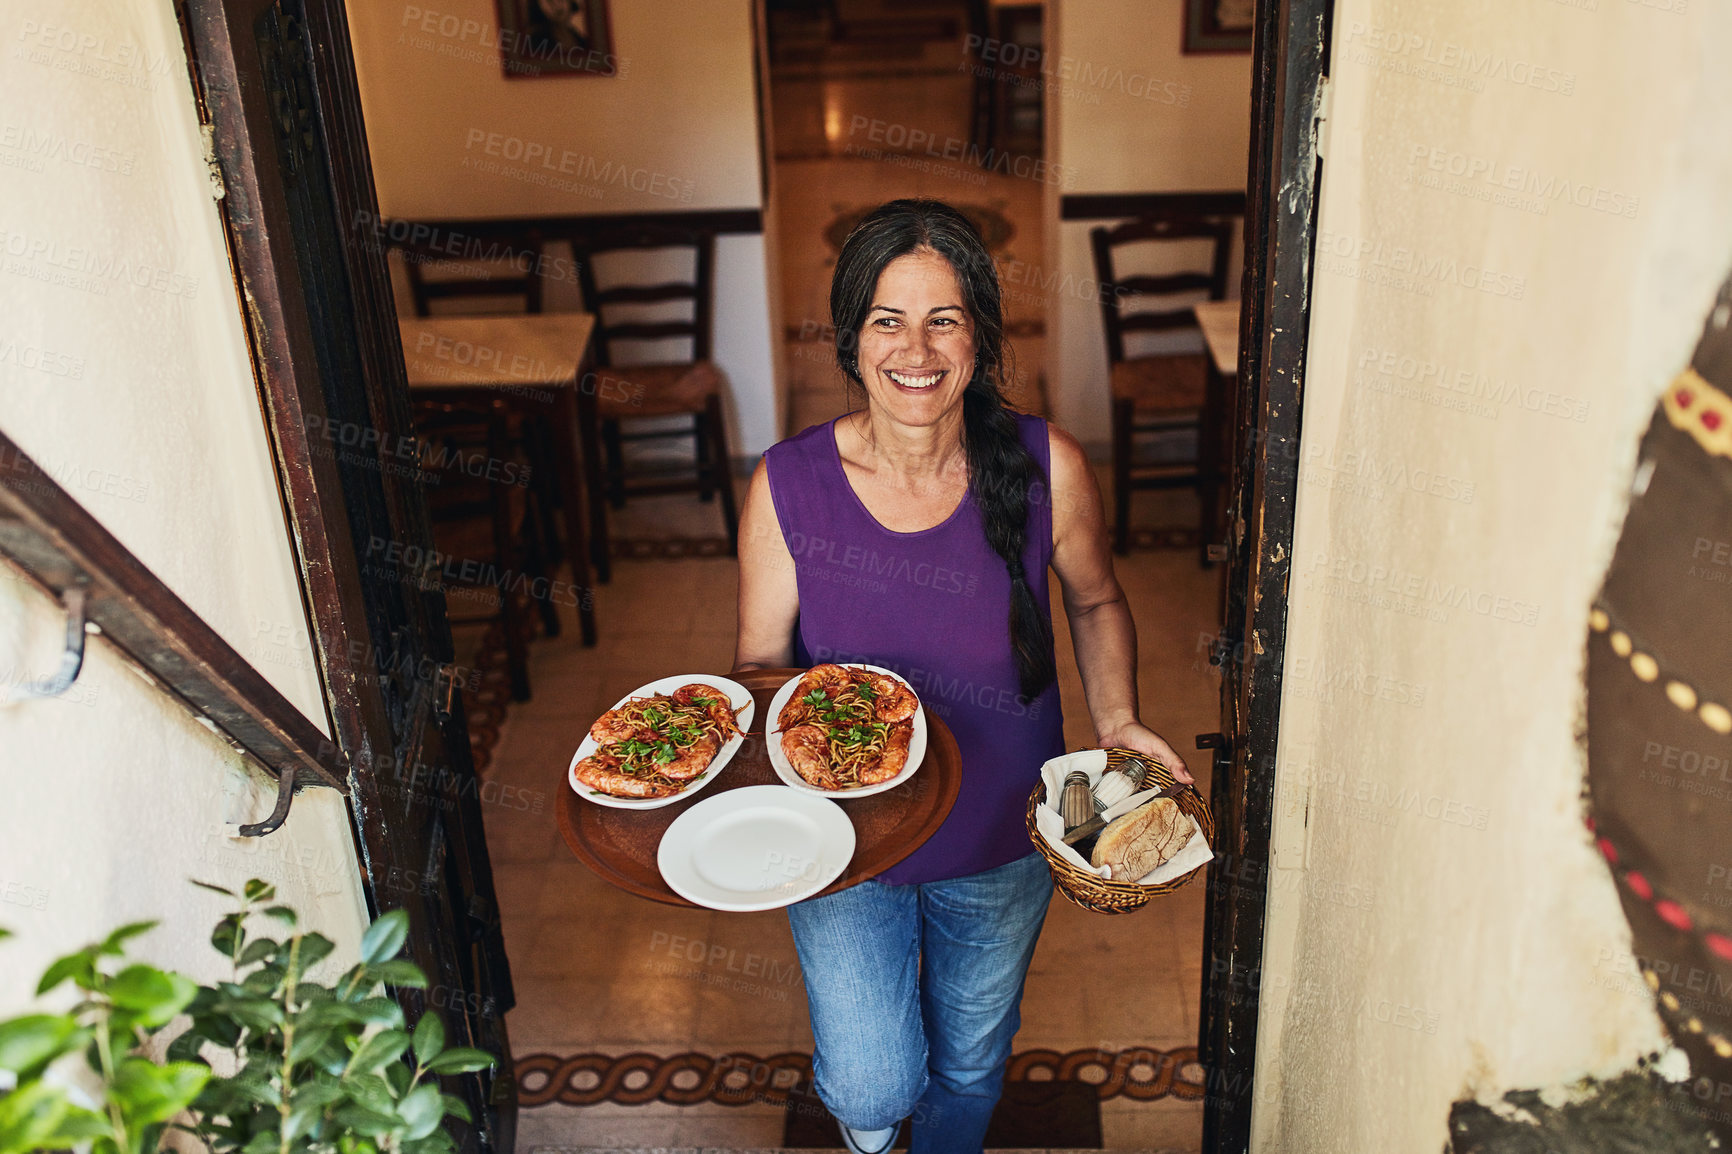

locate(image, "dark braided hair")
(830, 198), (1056, 703)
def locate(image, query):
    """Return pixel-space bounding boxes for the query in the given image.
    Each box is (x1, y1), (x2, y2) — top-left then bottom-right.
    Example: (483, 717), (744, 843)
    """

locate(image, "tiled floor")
(474, 472), (1219, 1149)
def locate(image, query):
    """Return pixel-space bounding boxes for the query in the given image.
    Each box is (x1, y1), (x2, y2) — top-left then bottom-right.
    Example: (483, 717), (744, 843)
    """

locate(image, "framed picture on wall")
(1184, 0), (1255, 53)
(498, 0), (618, 78)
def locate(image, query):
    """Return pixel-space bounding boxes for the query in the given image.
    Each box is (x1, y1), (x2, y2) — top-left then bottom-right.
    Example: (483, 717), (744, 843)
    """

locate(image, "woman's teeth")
(887, 370), (944, 389)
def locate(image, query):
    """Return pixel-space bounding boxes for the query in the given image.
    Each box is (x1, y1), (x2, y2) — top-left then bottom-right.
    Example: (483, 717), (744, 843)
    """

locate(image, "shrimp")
(589, 699), (652, 745)
(778, 663), (851, 730)
(861, 723), (913, 785)
(865, 672), (918, 723)
(781, 724), (838, 790)
(572, 751), (678, 799)
(661, 731), (723, 781)
(671, 683), (743, 739)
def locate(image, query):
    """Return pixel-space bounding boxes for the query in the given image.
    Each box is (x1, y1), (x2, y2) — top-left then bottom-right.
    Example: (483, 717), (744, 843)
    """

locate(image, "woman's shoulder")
(1036, 420), (1091, 491)
(766, 417), (839, 467)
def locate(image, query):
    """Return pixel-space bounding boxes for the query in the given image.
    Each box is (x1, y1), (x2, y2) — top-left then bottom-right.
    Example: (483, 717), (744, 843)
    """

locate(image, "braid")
(963, 386), (1056, 703)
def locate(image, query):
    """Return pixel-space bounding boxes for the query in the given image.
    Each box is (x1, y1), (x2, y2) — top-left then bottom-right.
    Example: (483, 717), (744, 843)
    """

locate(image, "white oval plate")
(765, 664), (927, 799)
(568, 674), (756, 810)
(657, 785), (855, 911)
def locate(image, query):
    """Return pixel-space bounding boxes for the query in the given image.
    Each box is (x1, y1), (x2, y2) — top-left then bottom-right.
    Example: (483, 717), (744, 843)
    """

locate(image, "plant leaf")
(35, 949), (95, 995)
(0, 1079), (73, 1154)
(97, 921), (158, 957)
(350, 998), (406, 1030)
(424, 1048), (495, 1075)
(411, 1013), (444, 1066)
(210, 914), (244, 959)
(106, 965), (199, 1027)
(190, 879), (236, 898)
(398, 1083), (443, 1141)
(372, 959), (428, 989)
(111, 1057), (212, 1127)
(242, 879), (276, 904)
(237, 938), (280, 967)
(439, 1094), (472, 1124)
(0, 1014), (86, 1079)
(298, 932), (337, 971)
(332, 1103), (400, 1138)
(359, 910), (410, 966)
(348, 1028), (410, 1075)
(262, 905), (298, 927)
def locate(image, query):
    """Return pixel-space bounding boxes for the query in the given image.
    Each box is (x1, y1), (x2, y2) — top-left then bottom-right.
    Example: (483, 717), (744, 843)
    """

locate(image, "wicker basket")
(1026, 747), (1215, 915)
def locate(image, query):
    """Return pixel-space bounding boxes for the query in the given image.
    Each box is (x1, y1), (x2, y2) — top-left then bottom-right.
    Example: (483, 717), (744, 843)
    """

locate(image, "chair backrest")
(571, 224), (715, 368)
(397, 229), (545, 316)
(1089, 215), (1235, 365)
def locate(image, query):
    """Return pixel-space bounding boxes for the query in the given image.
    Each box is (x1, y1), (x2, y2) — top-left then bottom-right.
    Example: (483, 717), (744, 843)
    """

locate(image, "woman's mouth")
(885, 369), (946, 390)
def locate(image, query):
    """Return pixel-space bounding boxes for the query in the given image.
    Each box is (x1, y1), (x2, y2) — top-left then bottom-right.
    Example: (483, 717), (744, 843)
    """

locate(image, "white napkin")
(1034, 750), (1213, 885)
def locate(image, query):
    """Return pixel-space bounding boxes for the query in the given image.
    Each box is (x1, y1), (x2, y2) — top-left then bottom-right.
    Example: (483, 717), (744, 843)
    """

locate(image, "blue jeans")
(787, 852), (1053, 1154)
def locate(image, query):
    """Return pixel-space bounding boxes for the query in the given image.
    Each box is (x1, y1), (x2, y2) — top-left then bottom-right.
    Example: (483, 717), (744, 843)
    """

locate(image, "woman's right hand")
(733, 459), (800, 672)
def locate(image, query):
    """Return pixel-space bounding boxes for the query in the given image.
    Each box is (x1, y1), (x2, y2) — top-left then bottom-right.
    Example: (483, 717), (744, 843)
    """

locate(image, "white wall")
(1046, 0), (1253, 446)
(0, 0), (367, 1010)
(1252, 1), (1732, 1149)
(347, 0), (784, 458)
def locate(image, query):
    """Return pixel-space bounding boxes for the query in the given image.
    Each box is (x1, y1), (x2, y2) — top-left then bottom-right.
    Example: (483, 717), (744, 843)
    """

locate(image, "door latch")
(434, 662), (461, 721)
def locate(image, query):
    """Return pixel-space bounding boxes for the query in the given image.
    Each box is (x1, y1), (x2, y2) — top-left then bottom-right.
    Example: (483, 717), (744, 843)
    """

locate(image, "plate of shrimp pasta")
(766, 663), (927, 798)
(568, 675), (755, 809)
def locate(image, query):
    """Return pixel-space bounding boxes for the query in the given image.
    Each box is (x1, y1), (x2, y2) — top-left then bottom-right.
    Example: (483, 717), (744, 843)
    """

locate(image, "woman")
(734, 199), (1191, 1154)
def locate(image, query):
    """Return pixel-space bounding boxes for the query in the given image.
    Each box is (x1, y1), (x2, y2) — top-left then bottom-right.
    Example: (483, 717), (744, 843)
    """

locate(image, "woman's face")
(855, 248), (976, 430)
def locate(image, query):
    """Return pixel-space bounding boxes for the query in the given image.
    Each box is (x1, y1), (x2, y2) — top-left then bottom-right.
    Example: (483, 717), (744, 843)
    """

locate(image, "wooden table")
(558, 668), (964, 908)
(399, 314), (598, 645)
(1192, 299), (1241, 377)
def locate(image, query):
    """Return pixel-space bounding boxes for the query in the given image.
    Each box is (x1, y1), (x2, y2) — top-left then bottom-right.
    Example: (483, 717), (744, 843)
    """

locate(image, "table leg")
(550, 385), (598, 646)
(575, 383), (611, 585)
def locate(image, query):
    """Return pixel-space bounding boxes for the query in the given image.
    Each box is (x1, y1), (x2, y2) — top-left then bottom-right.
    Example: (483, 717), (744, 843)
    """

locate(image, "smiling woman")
(732, 198), (1192, 1153)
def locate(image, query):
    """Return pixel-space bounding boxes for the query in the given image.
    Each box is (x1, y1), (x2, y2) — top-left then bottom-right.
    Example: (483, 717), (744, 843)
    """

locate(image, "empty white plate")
(656, 785), (855, 911)
(765, 664), (927, 799)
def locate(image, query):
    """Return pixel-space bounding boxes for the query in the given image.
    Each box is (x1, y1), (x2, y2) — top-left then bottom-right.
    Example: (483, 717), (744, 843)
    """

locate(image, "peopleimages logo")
(462, 130), (693, 202)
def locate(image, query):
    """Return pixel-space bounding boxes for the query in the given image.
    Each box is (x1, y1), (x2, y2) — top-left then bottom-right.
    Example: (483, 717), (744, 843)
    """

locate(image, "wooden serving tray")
(555, 667), (963, 907)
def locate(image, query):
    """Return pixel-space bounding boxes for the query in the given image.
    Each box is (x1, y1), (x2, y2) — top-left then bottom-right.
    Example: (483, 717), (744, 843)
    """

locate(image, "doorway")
(181, 0), (1324, 1149)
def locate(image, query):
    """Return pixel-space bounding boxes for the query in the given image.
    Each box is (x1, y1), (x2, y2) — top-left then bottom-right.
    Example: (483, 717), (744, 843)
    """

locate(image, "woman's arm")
(1045, 425), (1192, 782)
(734, 459), (802, 672)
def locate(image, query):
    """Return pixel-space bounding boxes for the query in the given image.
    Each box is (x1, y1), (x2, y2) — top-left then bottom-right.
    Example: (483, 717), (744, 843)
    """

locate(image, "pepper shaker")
(1060, 770), (1094, 833)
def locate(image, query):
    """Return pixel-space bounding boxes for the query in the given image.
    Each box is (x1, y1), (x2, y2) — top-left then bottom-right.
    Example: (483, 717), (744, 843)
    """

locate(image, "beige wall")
(347, 0), (785, 457)
(1046, 0), (1253, 446)
(0, 0), (367, 1008)
(1253, 1), (1732, 1149)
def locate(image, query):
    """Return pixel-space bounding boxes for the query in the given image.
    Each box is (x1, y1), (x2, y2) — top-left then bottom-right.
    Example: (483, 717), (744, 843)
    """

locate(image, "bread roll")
(1090, 797), (1194, 881)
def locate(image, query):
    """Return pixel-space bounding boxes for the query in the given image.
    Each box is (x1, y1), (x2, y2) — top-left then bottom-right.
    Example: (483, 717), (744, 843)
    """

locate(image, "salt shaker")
(1092, 755), (1152, 811)
(1059, 770), (1094, 833)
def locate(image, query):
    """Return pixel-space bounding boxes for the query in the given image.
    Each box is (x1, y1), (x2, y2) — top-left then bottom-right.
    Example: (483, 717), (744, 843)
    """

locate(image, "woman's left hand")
(1096, 722), (1194, 785)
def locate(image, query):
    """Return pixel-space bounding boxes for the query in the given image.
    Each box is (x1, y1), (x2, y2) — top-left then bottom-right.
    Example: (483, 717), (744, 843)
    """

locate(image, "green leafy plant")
(0, 880), (494, 1154)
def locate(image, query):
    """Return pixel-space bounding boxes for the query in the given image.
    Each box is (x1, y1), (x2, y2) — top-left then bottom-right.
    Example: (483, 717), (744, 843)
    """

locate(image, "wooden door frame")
(176, 1), (517, 1149)
(1198, 0), (1332, 1150)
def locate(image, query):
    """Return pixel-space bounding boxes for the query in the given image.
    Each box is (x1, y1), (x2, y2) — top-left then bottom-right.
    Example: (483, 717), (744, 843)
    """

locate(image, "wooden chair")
(1090, 214), (1235, 562)
(571, 224), (739, 583)
(416, 399), (560, 701)
(401, 229), (545, 317)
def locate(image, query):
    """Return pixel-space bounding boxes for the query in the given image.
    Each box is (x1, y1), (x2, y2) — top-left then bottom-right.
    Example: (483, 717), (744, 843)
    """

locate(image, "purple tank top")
(764, 413), (1065, 884)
